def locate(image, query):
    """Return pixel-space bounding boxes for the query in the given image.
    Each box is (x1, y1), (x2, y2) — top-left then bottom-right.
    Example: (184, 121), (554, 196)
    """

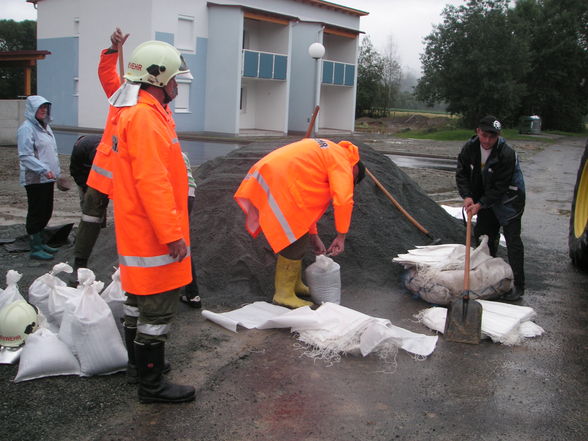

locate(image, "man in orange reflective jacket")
(234, 138), (365, 308)
(112, 40), (195, 404)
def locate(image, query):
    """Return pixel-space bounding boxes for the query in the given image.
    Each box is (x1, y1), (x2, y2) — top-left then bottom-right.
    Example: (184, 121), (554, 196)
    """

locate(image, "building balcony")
(242, 49), (288, 80)
(322, 60), (355, 86)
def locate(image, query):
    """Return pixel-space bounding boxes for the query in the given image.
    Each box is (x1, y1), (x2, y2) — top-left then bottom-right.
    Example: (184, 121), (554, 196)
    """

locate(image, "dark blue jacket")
(456, 136), (525, 225)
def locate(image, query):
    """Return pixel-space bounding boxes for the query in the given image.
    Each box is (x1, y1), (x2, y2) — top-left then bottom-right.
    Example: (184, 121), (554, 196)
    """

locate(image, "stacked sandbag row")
(0, 265), (127, 382)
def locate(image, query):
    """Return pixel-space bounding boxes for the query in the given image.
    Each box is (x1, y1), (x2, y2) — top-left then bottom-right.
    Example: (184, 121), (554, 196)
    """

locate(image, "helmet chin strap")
(163, 86), (173, 104)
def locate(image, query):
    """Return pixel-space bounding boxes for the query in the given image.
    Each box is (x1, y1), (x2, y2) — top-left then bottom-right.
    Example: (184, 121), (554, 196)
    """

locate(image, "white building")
(29, 0), (367, 136)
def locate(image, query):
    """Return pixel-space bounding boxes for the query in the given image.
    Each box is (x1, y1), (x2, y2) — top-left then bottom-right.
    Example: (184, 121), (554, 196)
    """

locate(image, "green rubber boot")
(29, 233), (54, 260)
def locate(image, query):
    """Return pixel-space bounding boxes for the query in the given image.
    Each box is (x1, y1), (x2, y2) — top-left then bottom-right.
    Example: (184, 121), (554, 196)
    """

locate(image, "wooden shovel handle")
(118, 42), (125, 83)
(464, 211), (473, 292)
(305, 105), (320, 138)
(366, 167), (432, 237)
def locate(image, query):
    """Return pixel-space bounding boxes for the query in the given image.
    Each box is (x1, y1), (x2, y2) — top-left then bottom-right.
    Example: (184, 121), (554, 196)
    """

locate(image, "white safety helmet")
(0, 300), (39, 348)
(125, 40), (192, 87)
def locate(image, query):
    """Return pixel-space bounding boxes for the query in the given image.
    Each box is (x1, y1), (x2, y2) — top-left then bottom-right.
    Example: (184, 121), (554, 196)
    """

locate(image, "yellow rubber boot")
(273, 255), (313, 309)
(294, 261), (311, 297)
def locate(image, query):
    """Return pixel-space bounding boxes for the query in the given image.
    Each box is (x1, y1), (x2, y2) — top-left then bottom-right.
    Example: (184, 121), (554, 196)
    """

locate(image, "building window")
(73, 77), (79, 96)
(177, 16), (195, 52)
(175, 80), (191, 113)
(74, 17), (79, 35)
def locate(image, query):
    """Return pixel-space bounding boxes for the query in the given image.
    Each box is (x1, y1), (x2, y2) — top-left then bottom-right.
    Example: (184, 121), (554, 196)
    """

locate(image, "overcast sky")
(2, 0), (466, 73)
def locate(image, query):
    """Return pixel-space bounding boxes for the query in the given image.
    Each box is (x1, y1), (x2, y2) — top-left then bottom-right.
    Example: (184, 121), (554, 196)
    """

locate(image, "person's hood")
(24, 95), (52, 126)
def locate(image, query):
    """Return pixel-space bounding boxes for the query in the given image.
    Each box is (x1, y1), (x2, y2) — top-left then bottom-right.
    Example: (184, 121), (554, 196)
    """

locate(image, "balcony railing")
(322, 60), (355, 86)
(242, 49), (287, 80)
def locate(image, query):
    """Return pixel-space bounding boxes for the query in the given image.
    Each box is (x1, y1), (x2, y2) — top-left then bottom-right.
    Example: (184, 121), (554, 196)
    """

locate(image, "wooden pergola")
(0, 50), (51, 96)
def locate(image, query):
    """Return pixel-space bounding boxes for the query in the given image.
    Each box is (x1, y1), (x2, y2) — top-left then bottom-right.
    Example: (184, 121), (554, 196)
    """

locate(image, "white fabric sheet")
(202, 301), (438, 357)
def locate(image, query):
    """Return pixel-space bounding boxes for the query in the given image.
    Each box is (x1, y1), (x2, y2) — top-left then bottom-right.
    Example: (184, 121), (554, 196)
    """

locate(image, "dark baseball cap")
(478, 115), (502, 133)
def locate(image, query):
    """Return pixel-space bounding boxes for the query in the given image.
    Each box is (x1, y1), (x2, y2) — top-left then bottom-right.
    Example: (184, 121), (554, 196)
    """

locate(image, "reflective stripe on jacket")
(113, 89), (191, 295)
(87, 49), (119, 197)
(234, 138), (359, 253)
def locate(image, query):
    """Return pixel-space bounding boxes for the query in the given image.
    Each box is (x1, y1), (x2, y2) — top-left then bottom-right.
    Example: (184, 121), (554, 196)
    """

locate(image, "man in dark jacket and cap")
(456, 115), (526, 301)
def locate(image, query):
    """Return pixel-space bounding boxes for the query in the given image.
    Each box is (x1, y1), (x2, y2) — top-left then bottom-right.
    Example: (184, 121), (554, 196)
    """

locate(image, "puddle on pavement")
(386, 154), (456, 171)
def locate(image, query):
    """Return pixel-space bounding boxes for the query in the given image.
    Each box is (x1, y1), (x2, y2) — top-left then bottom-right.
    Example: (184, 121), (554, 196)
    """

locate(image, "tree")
(378, 37), (402, 112)
(513, 0), (588, 131)
(416, 0), (530, 128)
(416, 0), (588, 131)
(0, 19), (37, 99)
(356, 36), (384, 117)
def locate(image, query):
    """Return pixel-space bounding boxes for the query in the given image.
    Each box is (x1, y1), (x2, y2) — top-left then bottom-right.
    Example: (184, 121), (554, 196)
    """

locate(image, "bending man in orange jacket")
(112, 40), (195, 404)
(234, 138), (365, 308)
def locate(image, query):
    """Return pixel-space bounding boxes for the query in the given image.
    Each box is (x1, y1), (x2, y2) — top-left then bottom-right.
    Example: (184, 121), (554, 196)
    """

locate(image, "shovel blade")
(444, 294), (482, 344)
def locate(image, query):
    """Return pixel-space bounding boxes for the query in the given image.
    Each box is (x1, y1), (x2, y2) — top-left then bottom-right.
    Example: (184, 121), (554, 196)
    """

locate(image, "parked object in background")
(569, 141), (588, 271)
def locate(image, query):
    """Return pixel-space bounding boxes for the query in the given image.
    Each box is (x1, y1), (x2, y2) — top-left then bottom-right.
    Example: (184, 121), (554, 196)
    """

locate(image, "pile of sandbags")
(393, 236), (513, 305)
(0, 265), (127, 382)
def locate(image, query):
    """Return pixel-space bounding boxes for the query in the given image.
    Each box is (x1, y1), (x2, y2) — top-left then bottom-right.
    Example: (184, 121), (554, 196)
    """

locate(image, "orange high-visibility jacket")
(86, 49), (119, 197)
(113, 90), (191, 295)
(234, 138), (360, 253)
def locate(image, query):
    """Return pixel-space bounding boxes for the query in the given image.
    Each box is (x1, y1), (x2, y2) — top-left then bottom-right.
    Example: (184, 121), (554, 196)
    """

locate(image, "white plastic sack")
(0, 270), (25, 310)
(28, 263), (73, 332)
(100, 267), (126, 339)
(46, 282), (81, 332)
(396, 237), (513, 305)
(62, 268), (126, 376)
(305, 255), (341, 304)
(13, 327), (81, 382)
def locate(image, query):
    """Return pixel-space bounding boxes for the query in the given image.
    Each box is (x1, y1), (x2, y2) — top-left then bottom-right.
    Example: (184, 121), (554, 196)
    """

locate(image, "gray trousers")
(124, 289), (180, 344)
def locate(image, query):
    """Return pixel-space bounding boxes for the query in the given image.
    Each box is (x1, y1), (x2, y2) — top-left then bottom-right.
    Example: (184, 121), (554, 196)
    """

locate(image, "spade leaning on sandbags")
(234, 138), (366, 309)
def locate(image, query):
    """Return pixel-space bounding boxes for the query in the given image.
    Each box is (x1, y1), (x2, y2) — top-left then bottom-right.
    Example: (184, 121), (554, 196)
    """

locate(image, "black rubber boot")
(124, 325), (138, 384)
(67, 257), (88, 288)
(134, 341), (195, 404)
(501, 286), (524, 302)
(125, 327), (170, 384)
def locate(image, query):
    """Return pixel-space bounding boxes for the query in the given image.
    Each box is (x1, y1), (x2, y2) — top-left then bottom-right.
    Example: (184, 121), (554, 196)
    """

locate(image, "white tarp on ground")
(415, 299), (544, 345)
(202, 301), (438, 359)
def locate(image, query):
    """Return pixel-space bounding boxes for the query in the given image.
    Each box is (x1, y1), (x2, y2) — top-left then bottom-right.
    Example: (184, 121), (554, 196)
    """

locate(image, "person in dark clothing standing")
(70, 134), (102, 206)
(68, 134), (109, 286)
(456, 115), (526, 301)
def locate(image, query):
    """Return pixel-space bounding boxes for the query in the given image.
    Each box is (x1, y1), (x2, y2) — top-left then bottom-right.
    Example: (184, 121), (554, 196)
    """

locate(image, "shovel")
(444, 211), (482, 344)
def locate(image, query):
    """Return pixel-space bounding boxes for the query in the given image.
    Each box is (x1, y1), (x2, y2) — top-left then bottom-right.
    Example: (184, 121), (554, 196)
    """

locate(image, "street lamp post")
(308, 42), (325, 136)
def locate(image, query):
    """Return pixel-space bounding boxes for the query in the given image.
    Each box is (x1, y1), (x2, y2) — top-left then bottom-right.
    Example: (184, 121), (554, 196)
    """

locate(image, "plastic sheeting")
(202, 301), (438, 359)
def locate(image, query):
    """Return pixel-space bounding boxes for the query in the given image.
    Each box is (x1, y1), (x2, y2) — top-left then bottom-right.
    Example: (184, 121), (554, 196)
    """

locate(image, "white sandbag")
(415, 301), (543, 345)
(46, 283), (81, 332)
(64, 268), (127, 376)
(305, 255), (341, 304)
(100, 268), (126, 339)
(0, 270), (25, 310)
(28, 263), (73, 332)
(13, 327), (81, 382)
(397, 238), (513, 305)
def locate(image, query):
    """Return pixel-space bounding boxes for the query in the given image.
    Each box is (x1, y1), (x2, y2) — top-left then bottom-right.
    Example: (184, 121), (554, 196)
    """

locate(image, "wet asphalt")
(1, 136), (587, 441)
